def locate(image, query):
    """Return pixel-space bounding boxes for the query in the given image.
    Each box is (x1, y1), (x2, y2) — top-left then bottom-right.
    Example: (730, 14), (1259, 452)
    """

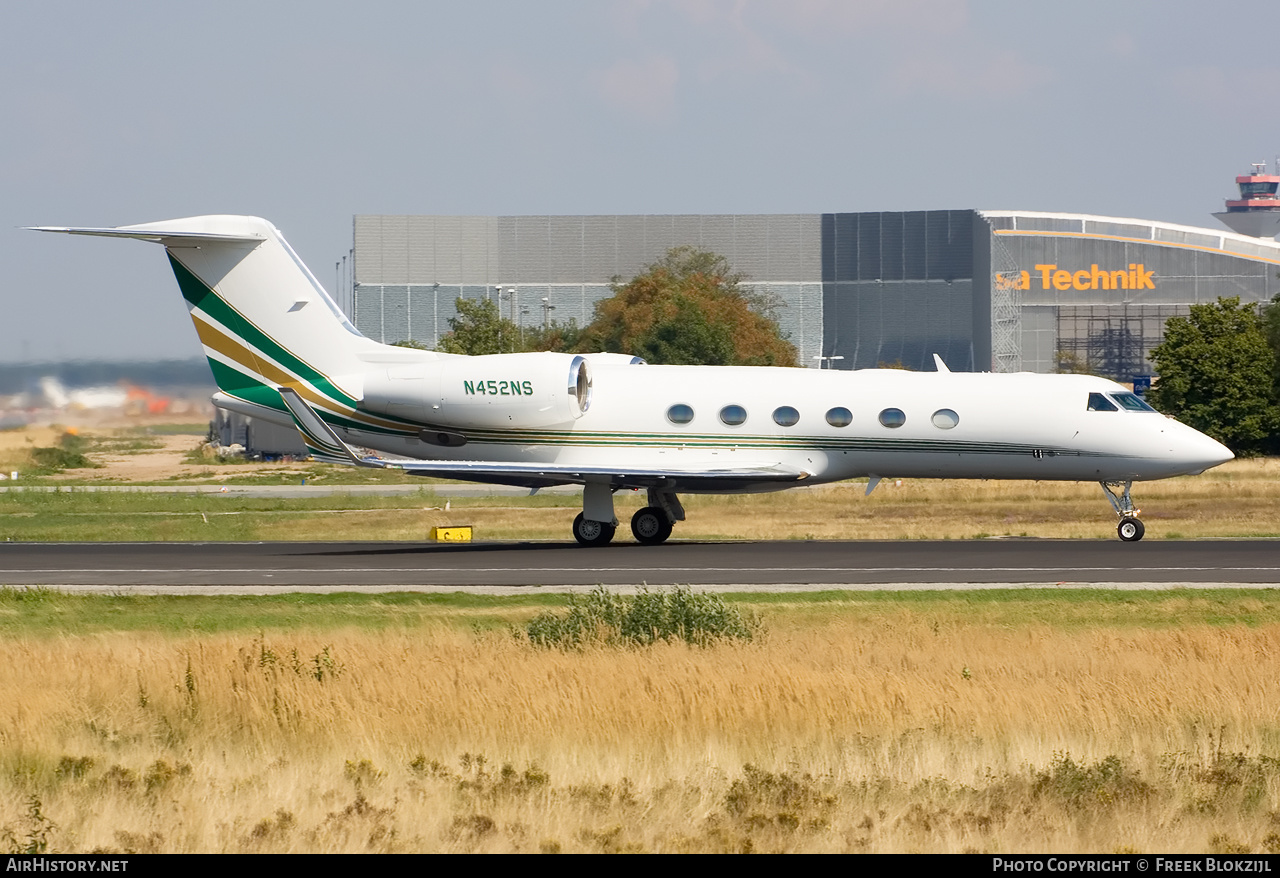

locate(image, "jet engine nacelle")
(360, 351), (592, 430)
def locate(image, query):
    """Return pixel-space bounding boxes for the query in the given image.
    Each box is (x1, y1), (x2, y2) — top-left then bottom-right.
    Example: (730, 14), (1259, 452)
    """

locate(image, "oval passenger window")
(931, 409), (959, 429)
(879, 408), (906, 428)
(825, 407), (852, 427)
(667, 403), (694, 425)
(772, 406), (800, 427)
(719, 404), (748, 426)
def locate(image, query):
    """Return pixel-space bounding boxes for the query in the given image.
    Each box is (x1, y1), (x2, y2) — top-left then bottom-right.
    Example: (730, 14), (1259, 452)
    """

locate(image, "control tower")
(1213, 160), (1280, 238)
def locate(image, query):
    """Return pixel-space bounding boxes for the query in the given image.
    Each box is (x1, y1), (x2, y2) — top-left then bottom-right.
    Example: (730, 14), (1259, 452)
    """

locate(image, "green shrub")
(1032, 753), (1151, 811)
(724, 764), (837, 832)
(526, 586), (759, 649)
(3, 796), (55, 854)
(29, 446), (95, 472)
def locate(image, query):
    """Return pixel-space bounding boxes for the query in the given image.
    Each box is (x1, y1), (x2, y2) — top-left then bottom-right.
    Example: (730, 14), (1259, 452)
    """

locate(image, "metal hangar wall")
(347, 211), (1280, 380)
(983, 211), (1280, 379)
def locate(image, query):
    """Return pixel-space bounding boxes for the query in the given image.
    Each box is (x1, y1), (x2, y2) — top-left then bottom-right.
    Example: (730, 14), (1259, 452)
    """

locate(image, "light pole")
(541, 297), (556, 332)
(498, 287), (518, 352)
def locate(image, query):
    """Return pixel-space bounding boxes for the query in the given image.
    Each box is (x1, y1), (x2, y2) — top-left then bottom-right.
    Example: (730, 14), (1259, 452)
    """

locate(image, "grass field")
(2, 588), (1280, 854)
(3, 425), (1280, 852)
(2, 456), (1280, 542)
(3, 423), (1279, 541)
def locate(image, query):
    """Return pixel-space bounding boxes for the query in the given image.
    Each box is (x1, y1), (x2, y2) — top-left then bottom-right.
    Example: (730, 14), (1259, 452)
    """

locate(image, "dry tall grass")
(198, 457), (1280, 542)
(672, 457), (1280, 541)
(4, 612), (1280, 852)
(4, 433), (1279, 540)
(145, 457), (1275, 543)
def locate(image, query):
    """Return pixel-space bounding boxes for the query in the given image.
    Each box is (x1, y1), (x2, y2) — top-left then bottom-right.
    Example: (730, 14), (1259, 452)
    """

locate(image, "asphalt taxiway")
(1, 539), (1278, 593)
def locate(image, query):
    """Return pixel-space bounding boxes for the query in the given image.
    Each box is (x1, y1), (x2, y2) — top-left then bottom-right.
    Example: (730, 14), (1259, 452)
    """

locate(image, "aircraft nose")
(1184, 427), (1234, 472)
(1205, 435), (1234, 467)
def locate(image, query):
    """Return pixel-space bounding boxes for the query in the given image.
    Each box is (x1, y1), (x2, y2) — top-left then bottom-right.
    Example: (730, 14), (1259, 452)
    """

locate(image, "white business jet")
(32, 215), (1234, 544)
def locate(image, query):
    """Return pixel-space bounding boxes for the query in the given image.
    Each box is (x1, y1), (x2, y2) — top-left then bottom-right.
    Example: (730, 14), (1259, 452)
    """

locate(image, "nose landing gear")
(1100, 480), (1144, 542)
(1117, 517), (1145, 541)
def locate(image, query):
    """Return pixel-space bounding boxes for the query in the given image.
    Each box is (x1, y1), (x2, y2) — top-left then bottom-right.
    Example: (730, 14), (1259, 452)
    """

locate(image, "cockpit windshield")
(1111, 392), (1157, 412)
(1087, 392), (1118, 412)
(1087, 391), (1157, 413)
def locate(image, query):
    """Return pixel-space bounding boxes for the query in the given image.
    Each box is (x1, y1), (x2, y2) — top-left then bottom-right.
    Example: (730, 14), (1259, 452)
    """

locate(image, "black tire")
(573, 512), (616, 546)
(1117, 517), (1145, 542)
(630, 506), (673, 545)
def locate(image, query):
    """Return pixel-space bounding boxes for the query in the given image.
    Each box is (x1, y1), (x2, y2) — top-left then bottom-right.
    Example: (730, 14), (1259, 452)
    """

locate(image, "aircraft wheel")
(630, 506), (673, 545)
(1117, 517), (1145, 542)
(573, 512), (616, 546)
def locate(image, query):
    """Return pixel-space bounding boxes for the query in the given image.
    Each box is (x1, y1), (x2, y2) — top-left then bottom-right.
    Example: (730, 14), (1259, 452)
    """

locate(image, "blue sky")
(4, 0), (1278, 362)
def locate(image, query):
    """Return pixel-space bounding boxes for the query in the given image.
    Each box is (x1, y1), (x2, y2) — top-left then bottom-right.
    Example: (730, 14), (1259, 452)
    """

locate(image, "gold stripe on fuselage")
(190, 314), (413, 435)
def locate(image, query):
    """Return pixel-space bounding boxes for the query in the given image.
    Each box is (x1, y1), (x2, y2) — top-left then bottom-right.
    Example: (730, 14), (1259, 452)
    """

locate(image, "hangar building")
(348, 211), (1280, 381)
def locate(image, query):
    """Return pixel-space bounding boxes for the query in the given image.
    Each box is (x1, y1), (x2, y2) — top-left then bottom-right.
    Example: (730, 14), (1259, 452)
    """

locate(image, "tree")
(1055, 348), (1090, 375)
(435, 298), (521, 355)
(1147, 297), (1278, 455)
(522, 318), (585, 354)
(576, 246), (797, 366)
(1261, 292), (1280, 402)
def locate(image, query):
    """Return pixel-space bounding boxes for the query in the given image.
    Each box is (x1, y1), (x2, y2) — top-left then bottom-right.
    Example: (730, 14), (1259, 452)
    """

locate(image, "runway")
(1, 539), (1279, 592)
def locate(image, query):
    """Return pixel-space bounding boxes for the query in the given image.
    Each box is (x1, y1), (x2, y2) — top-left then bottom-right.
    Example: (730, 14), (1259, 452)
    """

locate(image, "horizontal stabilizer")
(27, 225), (264, 245)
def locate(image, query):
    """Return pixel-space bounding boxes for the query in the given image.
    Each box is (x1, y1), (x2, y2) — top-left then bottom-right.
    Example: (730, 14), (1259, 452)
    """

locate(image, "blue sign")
(1132, 375), (1152, 397)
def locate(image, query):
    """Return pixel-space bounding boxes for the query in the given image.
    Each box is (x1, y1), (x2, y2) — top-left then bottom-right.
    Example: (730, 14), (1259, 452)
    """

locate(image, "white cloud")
(779, 0), (970, 38)
(889, 48), (1053, 101)
(1166, 64), (1280, 113)
(606, 0), (1046, 102)
(596, 55), (681, 122)
(1107, 32), (1137, 58)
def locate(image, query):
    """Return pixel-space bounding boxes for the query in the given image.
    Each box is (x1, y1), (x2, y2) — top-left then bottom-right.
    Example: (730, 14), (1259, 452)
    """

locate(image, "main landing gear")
(571, 483), (684, 546)
(572, 512), (616, 547)
(630, 506), (674, 545)
(1100, 480), (1145, 542)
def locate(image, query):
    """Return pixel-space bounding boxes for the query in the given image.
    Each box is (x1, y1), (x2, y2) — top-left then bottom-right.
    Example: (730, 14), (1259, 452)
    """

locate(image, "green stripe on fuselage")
(206, 358), (286, 412)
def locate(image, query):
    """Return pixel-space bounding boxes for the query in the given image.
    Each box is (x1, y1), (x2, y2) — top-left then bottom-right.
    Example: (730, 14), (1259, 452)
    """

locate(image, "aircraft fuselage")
(261, 364), (1234, 491)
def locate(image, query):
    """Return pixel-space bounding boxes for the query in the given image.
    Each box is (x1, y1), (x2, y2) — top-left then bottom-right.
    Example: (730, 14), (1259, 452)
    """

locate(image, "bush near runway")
(3, 588), (1280, 853)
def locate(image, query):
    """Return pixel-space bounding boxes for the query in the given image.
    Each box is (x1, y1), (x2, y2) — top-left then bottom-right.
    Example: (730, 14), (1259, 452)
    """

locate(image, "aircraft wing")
(276, 387), (809, 491)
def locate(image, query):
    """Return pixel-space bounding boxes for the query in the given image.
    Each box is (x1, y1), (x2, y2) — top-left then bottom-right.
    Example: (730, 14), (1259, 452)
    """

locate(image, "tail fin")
(31, 216), (382, 421)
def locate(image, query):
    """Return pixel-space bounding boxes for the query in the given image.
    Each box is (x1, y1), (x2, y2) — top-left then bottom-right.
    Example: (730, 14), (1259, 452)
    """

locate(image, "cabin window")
(931, 409), (959, 429)
(772, 406), (800, 427)
(879, 408), (906, 428)
(667, 403), (694, 425)
(719, 404), (748, 426)
(825, 407), (852, 427)
(1087, 392), (1118, 412)
(1111, 392), (1157, 412)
